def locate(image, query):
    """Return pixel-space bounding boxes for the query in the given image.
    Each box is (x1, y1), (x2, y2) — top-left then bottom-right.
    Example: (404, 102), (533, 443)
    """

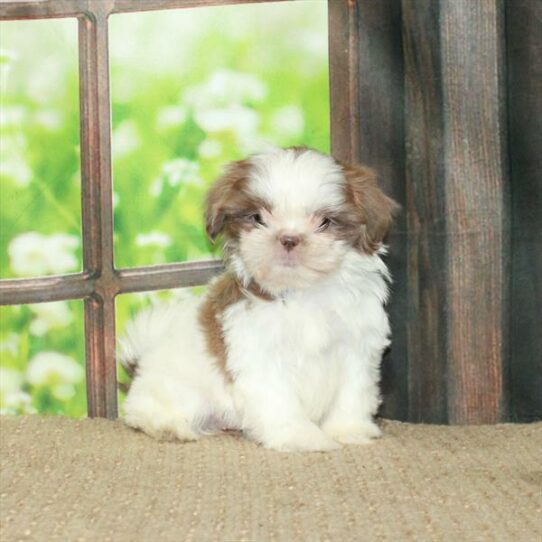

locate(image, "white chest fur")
(222, 250), (391, 429)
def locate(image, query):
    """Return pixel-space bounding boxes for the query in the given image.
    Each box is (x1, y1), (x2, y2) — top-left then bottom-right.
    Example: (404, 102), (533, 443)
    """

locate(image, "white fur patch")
(249, 147), (345, 213)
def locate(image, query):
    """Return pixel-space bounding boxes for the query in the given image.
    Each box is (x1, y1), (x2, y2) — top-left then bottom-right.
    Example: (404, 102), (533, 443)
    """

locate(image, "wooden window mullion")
(79, 10), (117, 418)
(328, 0), (360, 164)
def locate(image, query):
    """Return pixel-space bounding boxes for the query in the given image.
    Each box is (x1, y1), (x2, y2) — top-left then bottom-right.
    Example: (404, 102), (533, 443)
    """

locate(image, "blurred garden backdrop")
(0, 1), (329, 416)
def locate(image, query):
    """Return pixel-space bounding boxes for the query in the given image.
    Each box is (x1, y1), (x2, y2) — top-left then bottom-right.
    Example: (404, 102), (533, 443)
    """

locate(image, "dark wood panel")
(356, 0), (408, 420)
(506, 0), (542, 422)
(402, 0), (448, 423)
(441, 0), (507, 424)
(399, 0), (508, 423)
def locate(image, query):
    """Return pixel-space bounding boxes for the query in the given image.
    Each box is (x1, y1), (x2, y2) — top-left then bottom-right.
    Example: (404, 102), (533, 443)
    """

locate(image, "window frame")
(0, 0), (360, 418)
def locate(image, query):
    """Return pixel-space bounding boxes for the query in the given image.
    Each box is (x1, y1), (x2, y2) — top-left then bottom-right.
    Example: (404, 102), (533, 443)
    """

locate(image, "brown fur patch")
(198, 274), (272, 380)
(118, 358), (138, 394)
(287, 145), (311, 157)
(204, 159), (269, 241)
(340, 163), (399, 253)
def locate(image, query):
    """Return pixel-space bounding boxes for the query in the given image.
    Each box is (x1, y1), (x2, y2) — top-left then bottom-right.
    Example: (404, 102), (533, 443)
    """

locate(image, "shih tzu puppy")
(120, 146), (398, 452)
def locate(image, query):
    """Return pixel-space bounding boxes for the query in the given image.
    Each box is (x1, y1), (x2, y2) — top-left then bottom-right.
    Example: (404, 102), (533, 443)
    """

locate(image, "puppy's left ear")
(342, 163), (400, 253)
(205, 159), (251, 241)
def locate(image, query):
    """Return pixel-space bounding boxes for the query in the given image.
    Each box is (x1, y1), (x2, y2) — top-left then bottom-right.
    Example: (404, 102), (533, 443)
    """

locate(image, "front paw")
(261, 424), (340, 453)
(323, 420), (382, 445)
(124, 413), (199, 442)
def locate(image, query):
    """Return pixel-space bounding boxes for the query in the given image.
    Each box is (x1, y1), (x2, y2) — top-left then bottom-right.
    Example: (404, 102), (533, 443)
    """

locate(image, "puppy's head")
(205, 147), (398, 295)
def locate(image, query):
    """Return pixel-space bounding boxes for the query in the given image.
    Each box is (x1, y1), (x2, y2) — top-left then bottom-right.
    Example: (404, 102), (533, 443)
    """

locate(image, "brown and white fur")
(120, 147), (398, 452)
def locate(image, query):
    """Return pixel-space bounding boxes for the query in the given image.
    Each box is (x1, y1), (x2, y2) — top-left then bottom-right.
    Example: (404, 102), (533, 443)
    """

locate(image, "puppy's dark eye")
(317, 217), (332, 232)
(250, 213), (266, 226)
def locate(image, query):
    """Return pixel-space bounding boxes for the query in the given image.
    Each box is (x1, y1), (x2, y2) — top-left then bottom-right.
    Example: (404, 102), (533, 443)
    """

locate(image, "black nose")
(280, 235), (301, 251)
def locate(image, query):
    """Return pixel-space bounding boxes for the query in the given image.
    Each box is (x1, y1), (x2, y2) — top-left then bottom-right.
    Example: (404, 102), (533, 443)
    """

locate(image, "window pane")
(110, 1), (329, 269)
(0, 19), (82, 279)
(0, 300), (86, 417)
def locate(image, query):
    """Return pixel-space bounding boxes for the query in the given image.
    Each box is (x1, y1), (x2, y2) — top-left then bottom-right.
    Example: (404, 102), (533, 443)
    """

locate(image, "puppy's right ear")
(205, 159), (251, 241)
(341, 163), (400, 254)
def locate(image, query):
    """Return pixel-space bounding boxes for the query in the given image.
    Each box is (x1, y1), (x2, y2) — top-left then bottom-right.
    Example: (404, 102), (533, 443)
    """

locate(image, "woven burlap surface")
(0, 416), (540, 542)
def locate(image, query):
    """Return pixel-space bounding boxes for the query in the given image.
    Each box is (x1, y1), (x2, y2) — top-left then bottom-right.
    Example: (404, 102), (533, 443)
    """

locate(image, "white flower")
(296, 30), (329, 58)
(135, 231), (172, 248)
(150, 158), (202, 192)
(29, 301), (73, 337)
(0, 158), (32, 187)
(8, 232), (79, 277)
(0, 49), (16, 91)
(27, 351), (84, 387)
(9, 233), (50, 276)
(149, 177), (164, 197)
(52, 384), (76, 401)
(156, 105), (187, 131)
(0, 368), (35, 413)
(2, 391), (35, 415)
(271, 105), (305, 138)
(162, 158), (202, 186)
(0, 133), (32, 187)
(45, 234), (79, 274)
(0, 333), (19, 357)
(112, 120), (140, 158)
(112, 74), (136, 103)
(198, 139), (222, 159)
(237, 136), (272, 155)
(26, 57), (67, 104)
(184, 69), (266, 110)
(194, 105), (259, 138)
(0, 105), (26, 128)
(34, 110), (62, 131)
(0, 367), (23, 397)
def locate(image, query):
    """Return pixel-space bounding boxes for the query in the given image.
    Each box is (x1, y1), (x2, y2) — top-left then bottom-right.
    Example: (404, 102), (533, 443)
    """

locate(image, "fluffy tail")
(118, 305), (177, 392)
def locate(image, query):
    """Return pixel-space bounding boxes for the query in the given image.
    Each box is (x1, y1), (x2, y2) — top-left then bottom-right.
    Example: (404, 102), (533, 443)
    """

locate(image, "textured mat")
(0, 416), (541, 542)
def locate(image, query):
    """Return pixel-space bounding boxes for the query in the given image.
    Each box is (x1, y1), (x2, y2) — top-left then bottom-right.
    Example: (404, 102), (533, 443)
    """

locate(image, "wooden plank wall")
(357, 0), (541, 423)
(506, 0), (542, 422)
(356, 0), (409, 420)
